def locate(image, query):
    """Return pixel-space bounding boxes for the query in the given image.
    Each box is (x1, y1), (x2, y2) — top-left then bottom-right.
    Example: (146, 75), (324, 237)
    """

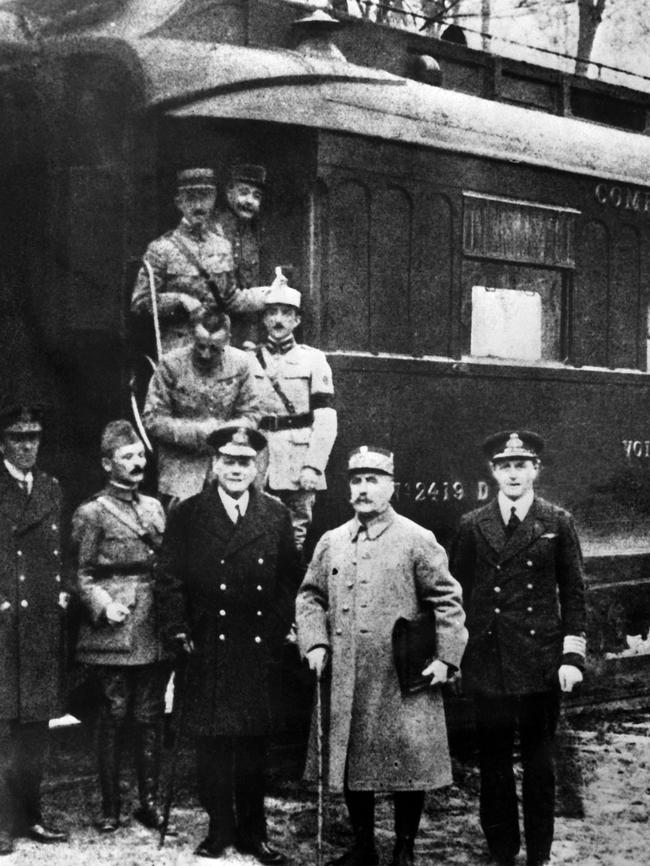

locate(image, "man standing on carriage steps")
(296, 446), (467, 866)
(250, 269), (337, 554)
(131, 168), (267, 356)
(450, 431), (587, 866)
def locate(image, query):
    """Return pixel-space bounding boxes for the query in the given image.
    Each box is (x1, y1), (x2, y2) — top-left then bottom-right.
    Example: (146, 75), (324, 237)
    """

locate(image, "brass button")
(254, 636), (262, 644)
(220, 560), (225, 565)
(494, 608), (500, 614)
(220, 584), (227, 590)
(51, 523), (58, 531)
(19, 575), (25, 582)
(527, 606), (533, 612)
(17, 550), (23, 557)
(530, 629), (536, 636)
(526, 560), (533, 567)
(257, 585), (262, 591)
(55, 575), (61, 583)
(258, 558), (264, 564)
(53, 549), (60, 556)
(257, 610), (262, 616)
(21, 600), (28, 609)
(219, 634), (225, 641)
(219, 609), (226, 616)
(527, 583), (533, 590)
(347, 582), (354, 589)
(494, 586), (501, 593)
(335, 628), (342, 635)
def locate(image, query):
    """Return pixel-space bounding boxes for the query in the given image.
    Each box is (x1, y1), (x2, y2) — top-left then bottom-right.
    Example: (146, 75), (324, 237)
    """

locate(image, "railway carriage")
(2, 0), (650, 712)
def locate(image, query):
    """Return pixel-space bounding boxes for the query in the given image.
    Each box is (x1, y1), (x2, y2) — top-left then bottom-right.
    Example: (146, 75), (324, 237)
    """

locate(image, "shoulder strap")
(168, 233), (228, 312)
(256, 347), (297, 415)
(96, 495), (149, 540)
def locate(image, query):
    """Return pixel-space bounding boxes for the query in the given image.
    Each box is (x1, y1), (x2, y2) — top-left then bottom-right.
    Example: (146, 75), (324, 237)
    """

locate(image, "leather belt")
(259, 413), (313, 432)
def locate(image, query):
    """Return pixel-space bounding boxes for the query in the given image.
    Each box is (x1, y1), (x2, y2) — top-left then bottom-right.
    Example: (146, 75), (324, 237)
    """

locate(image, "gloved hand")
(105, 601), (130, 625)
(422, 659), (449, 686)
(174, 633), (195, 655)
(306, 647), (328, 678)
(299, 467), (321, 491)
(558, 664), (583, 692)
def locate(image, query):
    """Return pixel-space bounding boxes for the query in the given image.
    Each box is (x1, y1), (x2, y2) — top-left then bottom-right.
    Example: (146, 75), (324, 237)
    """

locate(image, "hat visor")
(348, 466), (394, 476)
(491, 450), (538, 462)
(217, 444), (257, 458)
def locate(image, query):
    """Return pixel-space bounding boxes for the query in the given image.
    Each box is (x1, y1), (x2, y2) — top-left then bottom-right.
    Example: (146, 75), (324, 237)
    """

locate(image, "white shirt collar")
(498, 489), (534, 525)
(4, 459), (33, 494)
(218, 486), (249, 523)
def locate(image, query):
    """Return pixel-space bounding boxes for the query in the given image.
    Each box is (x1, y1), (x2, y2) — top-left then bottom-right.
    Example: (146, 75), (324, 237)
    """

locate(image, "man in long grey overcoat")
(155, 420), (302, 863)
(296, 446), (467, 866)
(0, 403), (68, 855)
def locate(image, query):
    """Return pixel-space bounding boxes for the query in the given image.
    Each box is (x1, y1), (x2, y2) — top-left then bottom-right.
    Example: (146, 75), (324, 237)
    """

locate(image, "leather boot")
(97, 718), (121, 832)
(134, 724), (177, 835)
(327, 828), (378, 866)
(392, 835), (415, 866)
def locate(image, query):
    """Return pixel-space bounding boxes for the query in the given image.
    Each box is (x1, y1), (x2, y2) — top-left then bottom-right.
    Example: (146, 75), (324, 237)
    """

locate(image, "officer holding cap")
(131, 168), (267, 355)
(450, 431), (587, 866)
(251, 267), (337, 553)
(71, 420), (170, 834)
(0, 403), (68, 854)
(155, 420), (301, 862)
(296, 446), (466, 866)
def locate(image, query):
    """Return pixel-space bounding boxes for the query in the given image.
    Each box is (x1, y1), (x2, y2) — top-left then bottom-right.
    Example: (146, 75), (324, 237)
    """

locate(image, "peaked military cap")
(208, 420), (267, 457)
(265, 266), (301, 309)
(0, 403), (44, 434)
(176, 168), (217, 190)
(348, 445), (394, 476)
(229, 163), (267, 188)
(101, 419), (142, 456)
(482, 430), (544, 463)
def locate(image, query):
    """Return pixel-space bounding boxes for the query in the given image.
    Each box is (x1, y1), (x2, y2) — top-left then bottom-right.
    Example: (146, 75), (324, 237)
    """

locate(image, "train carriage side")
(22, 36), (650, 709)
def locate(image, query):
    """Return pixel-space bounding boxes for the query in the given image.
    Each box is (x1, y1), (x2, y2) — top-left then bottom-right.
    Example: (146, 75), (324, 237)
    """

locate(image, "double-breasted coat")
(450, 496), (586, 696)
(0, 465), (66, 722)
(296, 507), (467, 793)
(155, 484), (302, 736)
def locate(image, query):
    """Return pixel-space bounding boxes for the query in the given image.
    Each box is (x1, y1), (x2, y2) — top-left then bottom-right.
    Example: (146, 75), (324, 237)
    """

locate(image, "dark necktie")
(234, 504), (242, 526)
(18, 478), (29, 496)
(506, 505), (520, 537)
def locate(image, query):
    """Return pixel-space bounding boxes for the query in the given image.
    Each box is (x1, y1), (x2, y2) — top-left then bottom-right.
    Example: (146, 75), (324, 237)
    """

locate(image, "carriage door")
(461, 193), (578, 364)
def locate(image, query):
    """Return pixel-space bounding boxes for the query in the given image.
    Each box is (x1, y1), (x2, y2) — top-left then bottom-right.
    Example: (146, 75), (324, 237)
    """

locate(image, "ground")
(4, 712), (650, 865)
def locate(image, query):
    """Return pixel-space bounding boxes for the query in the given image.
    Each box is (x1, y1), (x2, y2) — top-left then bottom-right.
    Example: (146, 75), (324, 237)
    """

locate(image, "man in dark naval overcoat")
(296, 446), (467, 866)
(71, 420), (170, 834)
(450, 431), (586, 866)
(0, 404), (68, 855)
(156, 420), (302, 862)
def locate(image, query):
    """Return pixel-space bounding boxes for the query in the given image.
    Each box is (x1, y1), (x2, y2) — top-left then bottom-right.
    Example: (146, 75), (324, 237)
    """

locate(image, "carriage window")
(462, 264), (564, 363)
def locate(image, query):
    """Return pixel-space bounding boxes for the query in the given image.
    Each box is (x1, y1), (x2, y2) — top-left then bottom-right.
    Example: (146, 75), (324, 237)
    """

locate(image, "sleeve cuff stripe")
(563, 635), (586, 656)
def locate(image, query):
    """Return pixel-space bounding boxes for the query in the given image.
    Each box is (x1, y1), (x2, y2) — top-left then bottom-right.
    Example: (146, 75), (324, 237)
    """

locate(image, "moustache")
(130, 467), (145, 475)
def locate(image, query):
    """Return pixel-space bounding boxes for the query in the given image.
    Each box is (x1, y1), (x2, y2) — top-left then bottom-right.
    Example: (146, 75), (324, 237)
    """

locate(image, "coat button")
(220, 584), (227, 590)
(526, 560), (533, 567)
(495, 564), (501, 570)
(53, 549), (59, 556)
(494, 608), (500, 614)
(219, 634), (226, 641)
(361, 553), (370, 560)
(257, 610), (262, 616)
(51, 523), (58, 531)
(16, 550), (22, 557)
(335, 628), (342, 635)
(257, 585), (262, 591)
(19, 575), (25, 582)
(258, 558), (264, 564)
(530, 629), (536, 636)
(55, 575), (61, 583)
(219, 609), (226, 616)
(527, 606), (533, 612)
(254, 636), (262, 643)
(342, 605), (350, 612)
(347, 582), (354, 589)
(220, 560), (225, 565)
(527, 583), (533, 589)
(494, 586), (501, 593)
(21, 600), (28, 608)
(0, 601), (11, 611)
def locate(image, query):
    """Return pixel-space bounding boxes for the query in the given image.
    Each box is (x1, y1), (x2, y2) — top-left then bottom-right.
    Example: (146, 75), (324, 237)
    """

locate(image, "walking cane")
(316, 669), (324, 866)
(159, 660), (189, 847)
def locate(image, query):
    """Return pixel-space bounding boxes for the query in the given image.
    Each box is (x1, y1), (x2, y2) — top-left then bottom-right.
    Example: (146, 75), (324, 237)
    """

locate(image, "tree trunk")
(575, 0), (607, 75)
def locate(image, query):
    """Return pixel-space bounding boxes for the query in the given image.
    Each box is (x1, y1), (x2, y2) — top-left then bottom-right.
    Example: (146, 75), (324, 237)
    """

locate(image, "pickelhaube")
(265, 267), (301, 309)
(348, 445), (394, 476)
(0, 403), (44, 434)
(482, 430), (544, 463)
(176, 168), (217, 190)
(207, 420), (267, 457)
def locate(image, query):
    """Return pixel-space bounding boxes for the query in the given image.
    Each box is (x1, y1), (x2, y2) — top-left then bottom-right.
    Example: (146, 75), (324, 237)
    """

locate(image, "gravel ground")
(5, 712), (650, 865)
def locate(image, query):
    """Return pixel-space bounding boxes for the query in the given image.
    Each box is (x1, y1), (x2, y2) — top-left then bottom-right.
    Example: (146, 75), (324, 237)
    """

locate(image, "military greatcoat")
(143, 343), (261, 501)
(131, 219), (266, 355)
(450, 496), (586, 696)
(296, 507), (467, 793)
(155, 485), (302, 736)
(0, 465), (65, 722)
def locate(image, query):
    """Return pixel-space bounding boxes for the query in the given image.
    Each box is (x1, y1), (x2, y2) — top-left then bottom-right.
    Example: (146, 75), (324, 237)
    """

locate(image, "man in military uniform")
(71, 420), (170, 834)
(296, 446), (467, 866)
(0, 404), (68, 855)
(450, 431), (587, 866)
(156, 421), (302, 862)
(212, 163), (267, 347)
(143, 308), (261, 506)
(131, 168), (267, 356)
(250, 269), (337, 552)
